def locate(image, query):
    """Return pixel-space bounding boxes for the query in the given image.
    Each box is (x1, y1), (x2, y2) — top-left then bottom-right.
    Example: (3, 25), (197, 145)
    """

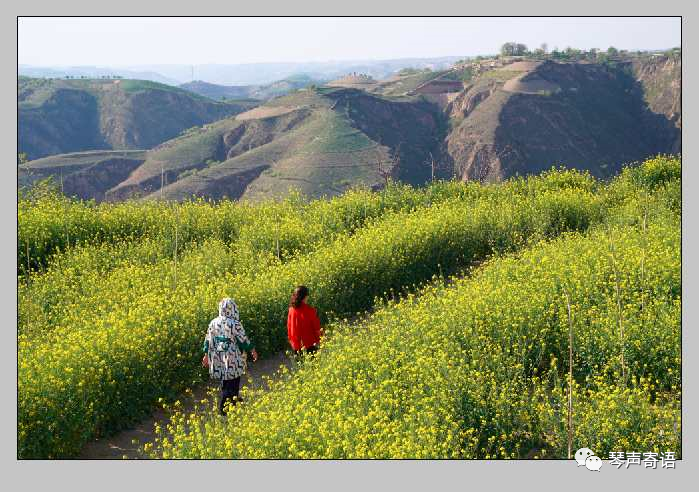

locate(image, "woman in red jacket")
(287, 285), (323, 356)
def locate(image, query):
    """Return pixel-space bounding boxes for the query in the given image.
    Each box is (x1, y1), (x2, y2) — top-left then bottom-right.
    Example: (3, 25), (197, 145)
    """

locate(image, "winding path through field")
(79, 351), (293, 459)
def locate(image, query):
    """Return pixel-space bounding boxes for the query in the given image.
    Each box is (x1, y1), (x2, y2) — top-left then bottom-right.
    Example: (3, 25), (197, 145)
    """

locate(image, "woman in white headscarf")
(202, 298), (258, 415)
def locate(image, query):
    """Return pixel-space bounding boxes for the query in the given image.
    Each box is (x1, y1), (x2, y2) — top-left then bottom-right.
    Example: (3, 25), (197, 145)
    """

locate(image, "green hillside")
(180, 74), (324, 101)
(105, 87), (444, 202)
(18, 150), (148, 195)
(18, 77), (258, 160)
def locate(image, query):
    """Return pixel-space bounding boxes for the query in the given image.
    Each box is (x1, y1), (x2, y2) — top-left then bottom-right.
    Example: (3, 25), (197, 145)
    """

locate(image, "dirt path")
(79, 351), (293, 459)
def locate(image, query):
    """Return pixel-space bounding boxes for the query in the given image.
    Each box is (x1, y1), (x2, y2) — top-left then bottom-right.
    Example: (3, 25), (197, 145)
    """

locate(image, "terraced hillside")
(104, 87), (443, 201)
(18, 77), (258, 160)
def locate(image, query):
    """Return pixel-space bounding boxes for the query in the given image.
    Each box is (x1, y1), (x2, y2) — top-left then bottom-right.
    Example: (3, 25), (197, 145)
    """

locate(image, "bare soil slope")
(445, 59), (680, 181)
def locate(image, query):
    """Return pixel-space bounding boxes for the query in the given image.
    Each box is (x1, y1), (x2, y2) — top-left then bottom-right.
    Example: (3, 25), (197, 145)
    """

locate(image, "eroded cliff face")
(445, 60), (681, 182)
(632, 55), (681, 153)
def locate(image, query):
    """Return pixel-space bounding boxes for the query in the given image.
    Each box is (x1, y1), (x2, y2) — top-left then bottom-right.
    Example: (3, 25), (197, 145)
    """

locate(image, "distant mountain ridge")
(21, 56), (466, 86)
(179, 74), (327, 101)
(18, 65), (180, 85)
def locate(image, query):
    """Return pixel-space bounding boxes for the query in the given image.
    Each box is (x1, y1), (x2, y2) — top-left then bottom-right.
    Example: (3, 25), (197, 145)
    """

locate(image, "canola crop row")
(19, 169), (597, 339)
(18, 181), (478, 338)
(149, 214), (679, 459)
(18, 168), (596, 276)
(18, 196), (247, 274)
(18, 176), (602, 458)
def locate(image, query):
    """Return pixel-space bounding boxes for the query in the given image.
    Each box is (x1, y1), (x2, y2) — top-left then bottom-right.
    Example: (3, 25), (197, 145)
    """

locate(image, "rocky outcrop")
(448, 80), (498, 119)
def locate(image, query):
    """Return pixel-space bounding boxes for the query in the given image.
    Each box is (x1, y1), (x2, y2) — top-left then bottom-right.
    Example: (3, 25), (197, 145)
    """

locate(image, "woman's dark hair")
(290, 285), (309, 308)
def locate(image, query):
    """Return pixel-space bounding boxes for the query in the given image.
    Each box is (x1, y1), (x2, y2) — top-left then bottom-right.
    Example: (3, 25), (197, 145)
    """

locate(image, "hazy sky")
(19, 17), (681, 66)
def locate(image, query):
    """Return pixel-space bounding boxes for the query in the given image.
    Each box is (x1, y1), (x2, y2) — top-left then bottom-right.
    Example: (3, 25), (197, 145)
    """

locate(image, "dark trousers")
(218, 376), (241, 415)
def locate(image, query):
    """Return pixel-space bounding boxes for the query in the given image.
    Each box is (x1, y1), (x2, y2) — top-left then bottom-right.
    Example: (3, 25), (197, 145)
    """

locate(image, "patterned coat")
(203, 298), (254, 381)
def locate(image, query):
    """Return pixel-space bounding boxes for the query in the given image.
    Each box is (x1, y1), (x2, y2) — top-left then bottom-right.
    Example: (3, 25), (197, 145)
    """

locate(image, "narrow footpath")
(79, 351), (292, 459)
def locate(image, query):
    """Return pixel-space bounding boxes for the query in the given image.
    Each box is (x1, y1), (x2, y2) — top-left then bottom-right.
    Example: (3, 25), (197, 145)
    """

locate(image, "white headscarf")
(218, 297), (240, 321)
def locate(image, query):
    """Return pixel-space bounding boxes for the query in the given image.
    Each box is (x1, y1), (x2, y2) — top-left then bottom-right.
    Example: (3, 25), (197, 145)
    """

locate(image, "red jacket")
(287, 302), (321, 351)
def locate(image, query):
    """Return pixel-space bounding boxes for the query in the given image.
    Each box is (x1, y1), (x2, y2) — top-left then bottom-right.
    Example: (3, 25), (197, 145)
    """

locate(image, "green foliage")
(17, 157), (681, 458)
(17, 195), (251, 275)
(149, 187), (679, 458)
(18, 169), (605, 458)
(501, 42), (529, 57)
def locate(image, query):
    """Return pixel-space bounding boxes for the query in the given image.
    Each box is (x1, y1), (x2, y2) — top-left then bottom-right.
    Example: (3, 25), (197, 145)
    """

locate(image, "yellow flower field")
(17, 156), (680, 458)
